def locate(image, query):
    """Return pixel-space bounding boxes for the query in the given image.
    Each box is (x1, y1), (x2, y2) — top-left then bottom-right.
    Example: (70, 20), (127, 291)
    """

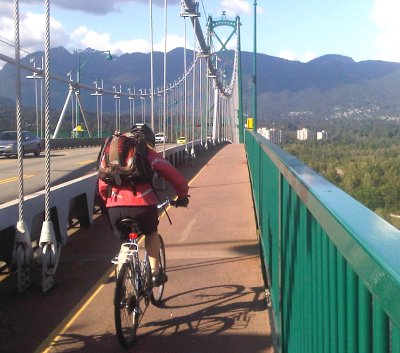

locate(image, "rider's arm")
(148, 149), (189, 198)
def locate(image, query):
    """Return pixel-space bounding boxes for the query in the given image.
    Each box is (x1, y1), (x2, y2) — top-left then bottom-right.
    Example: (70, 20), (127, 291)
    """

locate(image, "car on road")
(177, 136), (186, 144)
(0, 131), (43, 158)
(155, 132), (167, 144)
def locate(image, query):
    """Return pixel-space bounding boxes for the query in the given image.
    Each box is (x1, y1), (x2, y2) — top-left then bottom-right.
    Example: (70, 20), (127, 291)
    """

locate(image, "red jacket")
(98, 148), (189, 207)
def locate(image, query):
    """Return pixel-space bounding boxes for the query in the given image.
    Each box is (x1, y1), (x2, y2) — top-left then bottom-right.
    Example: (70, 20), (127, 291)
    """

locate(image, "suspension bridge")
(1, 1), (400, 353)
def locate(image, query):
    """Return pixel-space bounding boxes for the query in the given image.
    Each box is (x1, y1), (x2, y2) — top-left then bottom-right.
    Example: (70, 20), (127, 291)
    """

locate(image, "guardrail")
(245, 130), (400, 353)
(49, 137), (105, 149)
(0, 141), (205, 266)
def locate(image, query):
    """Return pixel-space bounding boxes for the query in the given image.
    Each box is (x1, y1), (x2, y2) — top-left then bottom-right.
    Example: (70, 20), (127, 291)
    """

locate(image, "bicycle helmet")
(130, 123), (156, 147)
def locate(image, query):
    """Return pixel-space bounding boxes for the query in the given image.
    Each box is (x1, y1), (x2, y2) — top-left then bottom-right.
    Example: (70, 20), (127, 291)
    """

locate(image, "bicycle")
(112, 197), (174, 348)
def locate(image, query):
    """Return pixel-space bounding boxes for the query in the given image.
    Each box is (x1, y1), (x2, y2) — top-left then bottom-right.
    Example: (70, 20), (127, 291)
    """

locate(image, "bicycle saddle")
(117, 218), (137, 227)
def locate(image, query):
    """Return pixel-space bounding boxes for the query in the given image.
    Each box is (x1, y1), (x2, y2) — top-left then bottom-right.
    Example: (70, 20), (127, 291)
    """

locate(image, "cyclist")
(98, 124), (189, 286)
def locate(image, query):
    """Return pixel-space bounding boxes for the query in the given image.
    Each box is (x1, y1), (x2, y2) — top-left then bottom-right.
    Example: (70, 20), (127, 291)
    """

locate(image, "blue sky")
(0, 0), (400, 69)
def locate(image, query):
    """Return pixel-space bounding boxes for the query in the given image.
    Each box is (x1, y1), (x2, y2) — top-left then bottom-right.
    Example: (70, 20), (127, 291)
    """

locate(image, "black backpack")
(98, 132), (153, 190)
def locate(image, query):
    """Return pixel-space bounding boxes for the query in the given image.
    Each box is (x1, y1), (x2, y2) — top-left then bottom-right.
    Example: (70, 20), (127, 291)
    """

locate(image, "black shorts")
(107, 205), (159, 240)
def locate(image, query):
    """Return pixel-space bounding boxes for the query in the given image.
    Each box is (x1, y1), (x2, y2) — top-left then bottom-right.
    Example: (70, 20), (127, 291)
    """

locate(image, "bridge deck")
(0, 144), (275, 353)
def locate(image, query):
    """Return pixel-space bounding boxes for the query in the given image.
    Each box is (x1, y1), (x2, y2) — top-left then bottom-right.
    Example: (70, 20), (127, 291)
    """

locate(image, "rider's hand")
(175, 196), (189, 208)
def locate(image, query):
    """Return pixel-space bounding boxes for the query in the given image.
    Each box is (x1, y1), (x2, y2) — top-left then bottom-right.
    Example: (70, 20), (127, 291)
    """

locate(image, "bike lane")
(0, 144), (275, 353)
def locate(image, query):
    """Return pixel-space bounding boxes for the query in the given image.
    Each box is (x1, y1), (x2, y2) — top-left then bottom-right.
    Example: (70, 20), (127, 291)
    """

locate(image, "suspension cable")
(191, 28), (197, 151)
(162, 0), (167, 157)
(149, 0), (154, 130)
(183, 18), (188, 148)
(205, 58), (210, 146)
(199, 57), (203, 142)
(14, 0), (24, 223)
(44, 0), (51, 221)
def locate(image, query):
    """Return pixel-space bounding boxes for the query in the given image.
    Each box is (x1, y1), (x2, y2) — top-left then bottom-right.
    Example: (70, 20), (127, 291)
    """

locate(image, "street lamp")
(252, 0), (257, 132)
(75, 49), (112, 130)
(139, 89), (146, 124)
(127, 88), (134, 127)
(157, 90), (163, 132)
(77, 50), (112, 84)
(91, 80), (103, 137)
(113, 84), (121, 132)
(26, 57), (43, 137)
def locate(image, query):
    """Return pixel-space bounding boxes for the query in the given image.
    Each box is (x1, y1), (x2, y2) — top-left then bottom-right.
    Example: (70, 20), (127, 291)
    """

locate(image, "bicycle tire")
(151, 235), (166, 306)
(114, 263), (140, 348)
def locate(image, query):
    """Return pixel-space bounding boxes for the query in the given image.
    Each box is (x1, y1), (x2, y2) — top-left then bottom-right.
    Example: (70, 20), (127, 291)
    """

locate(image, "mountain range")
(1, 47), (400, 127)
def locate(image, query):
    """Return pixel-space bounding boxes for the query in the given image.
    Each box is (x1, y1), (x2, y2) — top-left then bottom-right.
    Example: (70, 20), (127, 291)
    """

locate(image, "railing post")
(373, 299), (389, 353)
(358, 281), (372, 353)
(346, 262), (358, 352)
(329, 241), (338, 353)
(337, 254), (347, 352)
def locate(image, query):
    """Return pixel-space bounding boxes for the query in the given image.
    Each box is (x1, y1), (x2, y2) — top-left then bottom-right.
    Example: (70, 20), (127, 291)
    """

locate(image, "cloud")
(278, 50), (317, 63)
(221, 0), (251, 16)
(0, 1), (187, 68)
(70, 26), (186, 55)
(0, 3), (13, 18)
(70, 26), (150, 54)
(0, 3), (68, 69)
(71, 26), (113, 50)
(21, 0), (181, 15)
(21, 13), (68, 50)
(220, 0), (263, 17)
(371, 0), (400, 61)
(154, 34), (187, 52)
(371, 0), (400, 27)
(0, 0), (200, 71)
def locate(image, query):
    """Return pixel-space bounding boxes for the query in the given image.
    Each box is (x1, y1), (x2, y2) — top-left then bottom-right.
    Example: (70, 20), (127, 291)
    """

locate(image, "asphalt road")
(0, 147), (100, 205)
(0, 143), (179, 204)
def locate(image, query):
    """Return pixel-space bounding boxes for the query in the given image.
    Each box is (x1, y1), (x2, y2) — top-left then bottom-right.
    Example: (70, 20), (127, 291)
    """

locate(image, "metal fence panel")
(244, 130), (400, 353)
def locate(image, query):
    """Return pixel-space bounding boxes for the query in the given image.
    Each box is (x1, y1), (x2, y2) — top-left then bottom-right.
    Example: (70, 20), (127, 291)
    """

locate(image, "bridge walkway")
(0, 144), (275, 353)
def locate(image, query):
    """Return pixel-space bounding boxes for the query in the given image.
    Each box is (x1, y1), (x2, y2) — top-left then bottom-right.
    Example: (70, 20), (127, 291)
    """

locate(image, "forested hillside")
(2, 48), (400, 121)
(283, 119), (400, 229)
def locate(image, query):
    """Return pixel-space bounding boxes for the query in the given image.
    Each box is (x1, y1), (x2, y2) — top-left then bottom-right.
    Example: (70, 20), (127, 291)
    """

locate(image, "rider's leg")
(145, 231), (160, 275)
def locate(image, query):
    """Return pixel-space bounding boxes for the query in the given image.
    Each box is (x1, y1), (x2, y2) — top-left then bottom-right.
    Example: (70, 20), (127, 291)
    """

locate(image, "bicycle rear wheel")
(151, 235), (166, 306)
(114, 263), (140, 348)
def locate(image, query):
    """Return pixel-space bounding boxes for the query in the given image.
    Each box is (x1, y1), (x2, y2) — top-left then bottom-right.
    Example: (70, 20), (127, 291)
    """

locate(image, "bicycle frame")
(113, 198), (170, 348)
(113, 237), (152, 301)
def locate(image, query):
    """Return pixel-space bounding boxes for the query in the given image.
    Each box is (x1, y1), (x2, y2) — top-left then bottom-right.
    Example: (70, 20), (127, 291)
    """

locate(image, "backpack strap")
(108, 136), (121, 165)
(97, 137), (111, 204)
(129, 181), (138, 196)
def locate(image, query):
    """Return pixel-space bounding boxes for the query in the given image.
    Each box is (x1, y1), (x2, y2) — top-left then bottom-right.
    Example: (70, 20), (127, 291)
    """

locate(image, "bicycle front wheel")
(114, 263), (140, 348)
(151, 235), (166, 306)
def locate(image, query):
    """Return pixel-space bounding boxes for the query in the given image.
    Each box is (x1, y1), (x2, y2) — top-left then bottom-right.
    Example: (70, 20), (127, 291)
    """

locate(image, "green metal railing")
(245, 130), (400, 353)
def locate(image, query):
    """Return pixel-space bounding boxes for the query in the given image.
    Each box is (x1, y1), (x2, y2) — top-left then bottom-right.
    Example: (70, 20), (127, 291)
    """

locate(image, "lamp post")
(252, 0), (257, 132)
(139, 89), (146, 123)
(75, 49), (112, 130)
(158, 91), (163, 132)
(66, 71), (74, 133)
(26, 57), (43, 137)
(129, 87), (136, 126)
(90, 80), (103, 137)
(113, 84), (121, 132)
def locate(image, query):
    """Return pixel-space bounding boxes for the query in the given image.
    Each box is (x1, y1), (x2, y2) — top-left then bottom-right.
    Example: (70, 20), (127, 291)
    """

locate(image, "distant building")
(267, 128), (282, 144)
(297, 128), (310, 140)
(317, 130), (330, 140)
(257, 127), (283, 144)
(257, 127), (268, 137)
